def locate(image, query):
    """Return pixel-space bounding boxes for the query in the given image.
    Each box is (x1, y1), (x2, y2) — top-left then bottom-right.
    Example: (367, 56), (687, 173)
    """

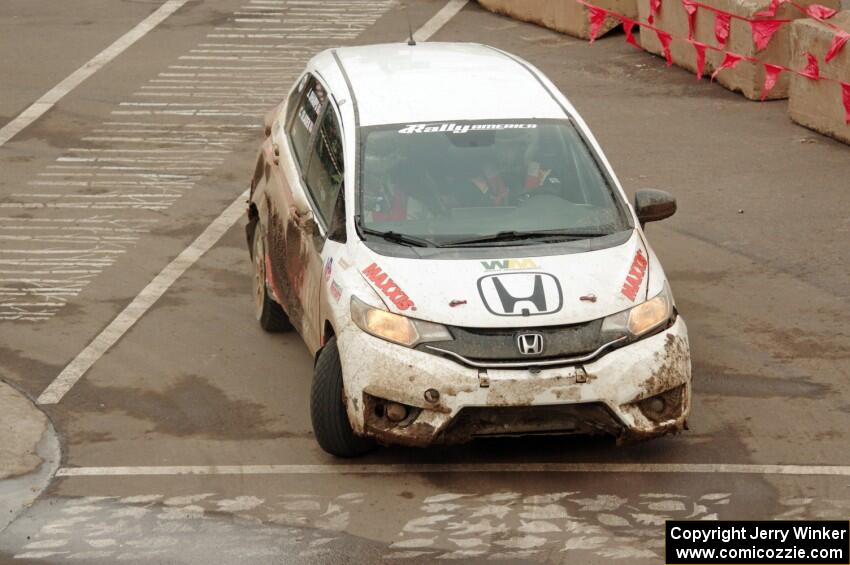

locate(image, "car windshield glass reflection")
(359, 120), (631, 247)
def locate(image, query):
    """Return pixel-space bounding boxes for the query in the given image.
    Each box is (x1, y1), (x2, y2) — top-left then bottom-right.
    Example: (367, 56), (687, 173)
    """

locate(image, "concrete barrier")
(788, 13), (850, 144)
(477, 0), (639, 40)
(637, 0), (841, 99)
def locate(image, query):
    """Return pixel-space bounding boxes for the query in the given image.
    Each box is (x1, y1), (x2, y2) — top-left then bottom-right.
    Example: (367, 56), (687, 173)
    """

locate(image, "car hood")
(353, 232), (652, 328)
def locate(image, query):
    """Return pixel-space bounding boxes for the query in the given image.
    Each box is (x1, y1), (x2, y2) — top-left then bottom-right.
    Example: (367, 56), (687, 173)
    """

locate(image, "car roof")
(322, 42), (569, 127)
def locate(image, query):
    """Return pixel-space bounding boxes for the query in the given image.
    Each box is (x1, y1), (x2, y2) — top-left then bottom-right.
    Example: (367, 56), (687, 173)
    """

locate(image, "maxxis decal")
(621, 249), (648, 301)
(362, 263), (416, 311)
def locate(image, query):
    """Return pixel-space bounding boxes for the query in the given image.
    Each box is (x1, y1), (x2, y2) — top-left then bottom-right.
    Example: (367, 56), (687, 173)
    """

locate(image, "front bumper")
(336, 316), (691, 447)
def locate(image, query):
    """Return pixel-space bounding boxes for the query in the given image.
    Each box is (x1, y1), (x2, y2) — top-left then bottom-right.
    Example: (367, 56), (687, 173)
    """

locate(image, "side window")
(287, 75), (326, 167)
(304, 107), (344, 224)
(327, 185), (347, 243)
(284, 74), (308, 126)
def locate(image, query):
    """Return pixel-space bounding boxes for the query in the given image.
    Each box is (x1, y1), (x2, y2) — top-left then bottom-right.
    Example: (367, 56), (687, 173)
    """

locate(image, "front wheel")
(252, 226), (292, 332)
(310, 336), (374, 457)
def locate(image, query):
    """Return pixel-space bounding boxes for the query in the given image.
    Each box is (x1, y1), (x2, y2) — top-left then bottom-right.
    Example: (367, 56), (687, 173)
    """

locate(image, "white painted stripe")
(0, 0), (189, 147)
(37, 191), (249, 404)
(412, 0), (469, 42)
(54, 463), (850, 477)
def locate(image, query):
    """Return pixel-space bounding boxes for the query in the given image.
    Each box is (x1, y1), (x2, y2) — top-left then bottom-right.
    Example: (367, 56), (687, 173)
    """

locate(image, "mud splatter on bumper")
(337, 317), (691, 447)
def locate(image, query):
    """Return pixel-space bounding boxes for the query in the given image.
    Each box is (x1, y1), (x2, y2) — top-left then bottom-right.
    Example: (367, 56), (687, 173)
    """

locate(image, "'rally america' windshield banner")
(398, 122), (538, 134)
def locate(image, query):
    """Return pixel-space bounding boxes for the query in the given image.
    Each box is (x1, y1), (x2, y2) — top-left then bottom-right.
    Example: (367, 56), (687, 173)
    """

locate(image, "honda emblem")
(477, 272), (563, 317)
(516, 332), (544, 355)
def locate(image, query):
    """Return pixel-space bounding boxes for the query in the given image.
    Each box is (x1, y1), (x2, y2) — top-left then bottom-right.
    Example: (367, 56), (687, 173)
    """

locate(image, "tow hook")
(576, 366), (589, 384)
(478, 369), (490, 388)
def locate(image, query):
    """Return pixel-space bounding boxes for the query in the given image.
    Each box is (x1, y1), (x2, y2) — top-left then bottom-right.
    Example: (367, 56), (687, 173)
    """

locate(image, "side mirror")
(635, 189), (676, 226)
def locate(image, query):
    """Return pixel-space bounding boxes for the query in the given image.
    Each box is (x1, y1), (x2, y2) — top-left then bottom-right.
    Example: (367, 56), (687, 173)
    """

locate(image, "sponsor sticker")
(298, 107), (314, 132)
(323, 257), (333, 281)
(398, 122), (538, 135)
(307, 89), (321, 112)
(481, 258), (539, 271)
(362, 263), (416, 311)
(337, 257), (352, 271)
(621, 249), (648, 302)
(330, 280), (342, 303)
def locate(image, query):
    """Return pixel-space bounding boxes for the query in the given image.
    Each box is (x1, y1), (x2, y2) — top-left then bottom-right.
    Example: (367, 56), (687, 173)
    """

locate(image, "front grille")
(417, 319), (606, 362)
(440, 403), (624, 443)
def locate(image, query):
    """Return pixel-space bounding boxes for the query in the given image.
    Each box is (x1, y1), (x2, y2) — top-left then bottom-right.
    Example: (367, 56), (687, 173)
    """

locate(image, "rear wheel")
(252, 226), (291, 332)
(310, 336), (374, 457)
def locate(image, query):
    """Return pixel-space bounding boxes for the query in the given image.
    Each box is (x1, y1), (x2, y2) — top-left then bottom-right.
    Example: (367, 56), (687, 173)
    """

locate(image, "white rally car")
(246, 43), (691, 457)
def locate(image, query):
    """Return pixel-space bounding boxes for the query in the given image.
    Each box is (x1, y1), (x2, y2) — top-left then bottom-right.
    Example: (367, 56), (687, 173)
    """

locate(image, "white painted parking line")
(0, 0), (189, 147)
(412, 0), (469, 42)
(2, 3), (385, 317)
(37, 191), (248, 405)
(55, 462), (850, 477)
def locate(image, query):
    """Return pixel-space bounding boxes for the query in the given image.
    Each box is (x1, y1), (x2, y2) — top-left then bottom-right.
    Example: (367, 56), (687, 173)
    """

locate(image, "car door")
(262, 73), (326, 349)
(300, 96), (347, 352)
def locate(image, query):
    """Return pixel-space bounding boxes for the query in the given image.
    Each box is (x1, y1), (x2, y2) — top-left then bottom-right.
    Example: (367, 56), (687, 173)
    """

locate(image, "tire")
(311, 336), (374, 457)
(252, 226), (292, 332)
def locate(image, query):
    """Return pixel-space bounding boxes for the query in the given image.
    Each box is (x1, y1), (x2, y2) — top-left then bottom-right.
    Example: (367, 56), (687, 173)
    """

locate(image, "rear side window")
(305, 107), (344, 224)
(284, 73), (309, 126)
(288, 76), (326, 167)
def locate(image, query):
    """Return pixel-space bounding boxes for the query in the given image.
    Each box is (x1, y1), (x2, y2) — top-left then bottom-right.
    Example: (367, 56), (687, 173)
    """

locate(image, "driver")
(519, 127), (566, 199)
(367, 162), (438, 223)
(469, 162), (509, 206)
(449, 153), (510, 208)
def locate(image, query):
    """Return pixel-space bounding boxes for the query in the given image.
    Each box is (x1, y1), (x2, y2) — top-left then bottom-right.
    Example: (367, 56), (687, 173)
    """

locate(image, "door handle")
(293, 209), (319, 237)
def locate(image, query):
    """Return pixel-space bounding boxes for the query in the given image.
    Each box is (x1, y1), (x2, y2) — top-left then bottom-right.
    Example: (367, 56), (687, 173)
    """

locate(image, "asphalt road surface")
(1, 0), (849, 563)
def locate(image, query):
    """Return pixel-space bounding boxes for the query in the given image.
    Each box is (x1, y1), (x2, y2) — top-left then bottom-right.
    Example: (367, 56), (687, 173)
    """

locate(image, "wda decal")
(477, 272), (562, 317)
(362, 263), (416, 311)
(481, 258), (539, 271)
(621, 250), (648, 301)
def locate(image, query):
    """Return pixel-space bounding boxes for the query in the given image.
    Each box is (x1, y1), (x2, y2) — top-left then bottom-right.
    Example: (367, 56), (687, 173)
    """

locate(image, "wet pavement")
(0, 0), (848, 563)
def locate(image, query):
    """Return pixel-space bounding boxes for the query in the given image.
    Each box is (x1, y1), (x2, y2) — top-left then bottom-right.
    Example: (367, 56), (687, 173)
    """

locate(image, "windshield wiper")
(441, 229), (611, 247)
(360, 226), (436, 248)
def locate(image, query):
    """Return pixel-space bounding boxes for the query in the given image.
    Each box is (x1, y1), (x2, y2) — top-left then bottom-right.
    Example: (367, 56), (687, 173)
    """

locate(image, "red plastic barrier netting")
(579, 0), (849, 122)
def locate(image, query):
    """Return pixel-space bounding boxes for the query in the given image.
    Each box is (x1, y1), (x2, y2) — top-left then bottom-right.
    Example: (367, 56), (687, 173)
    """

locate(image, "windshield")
(358, 120), (631, 246)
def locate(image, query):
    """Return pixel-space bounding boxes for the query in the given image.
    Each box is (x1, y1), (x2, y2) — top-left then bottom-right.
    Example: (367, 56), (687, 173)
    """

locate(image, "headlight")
(350, 296), (452, 347)
(601, 282), (674, 341)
